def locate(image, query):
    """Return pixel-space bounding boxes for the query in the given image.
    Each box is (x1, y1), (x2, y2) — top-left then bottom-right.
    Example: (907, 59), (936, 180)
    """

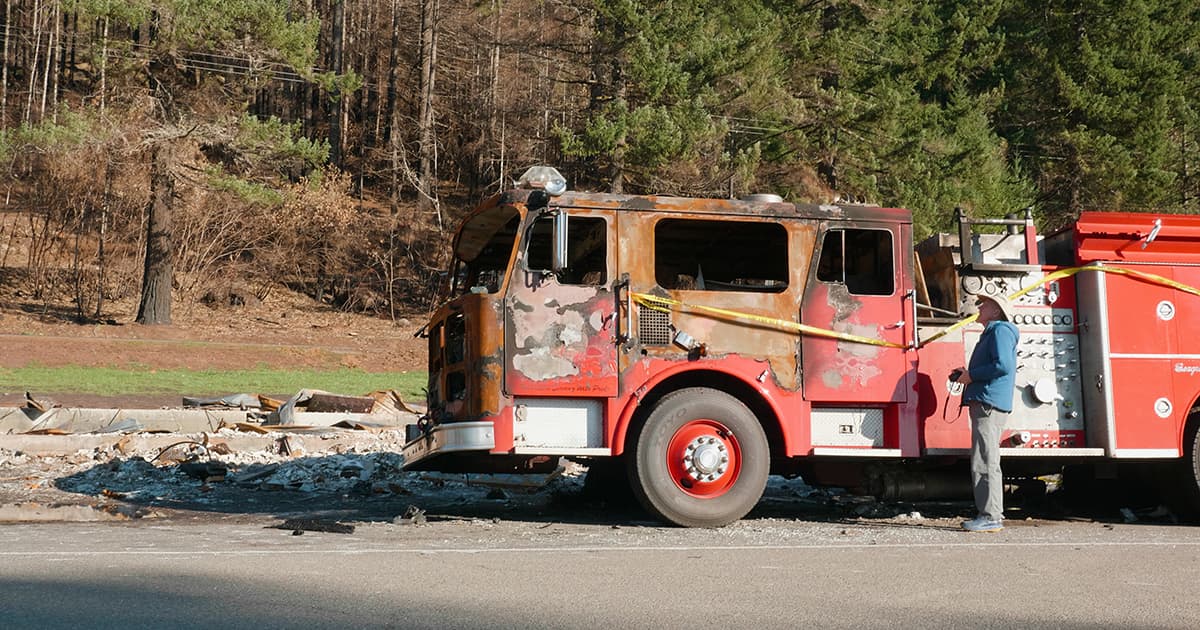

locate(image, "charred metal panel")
(801, 223), (912, 403)
(915, 329), (971, 450)
(552, 190), (912, 224)
(506, 283), (618, 393)
(802, 282), (893, 393)
(614, 212), (816, 393)
(424, 292), (509, 430)
(610, 355), (810, 457)
(505, 210), (619, 397)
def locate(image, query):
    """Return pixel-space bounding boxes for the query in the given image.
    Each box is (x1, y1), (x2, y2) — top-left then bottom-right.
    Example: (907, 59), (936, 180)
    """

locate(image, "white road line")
(3, 541), (1200, 557)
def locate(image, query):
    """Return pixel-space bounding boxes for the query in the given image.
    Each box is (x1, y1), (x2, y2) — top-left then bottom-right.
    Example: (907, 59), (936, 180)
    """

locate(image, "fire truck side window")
(456, 210), (520, 295)
(654, 219), (788, 292)
(817, 228), (894, 296)
(525, 216), (608, 285)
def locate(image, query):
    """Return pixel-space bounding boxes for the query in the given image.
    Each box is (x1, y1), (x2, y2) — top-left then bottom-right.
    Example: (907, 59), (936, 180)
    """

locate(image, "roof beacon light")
(517, 166), (567, 196)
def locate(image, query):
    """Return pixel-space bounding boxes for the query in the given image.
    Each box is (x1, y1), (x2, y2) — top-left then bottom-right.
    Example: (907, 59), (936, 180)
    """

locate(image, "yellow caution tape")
(1011, 264), (1200, 300)
(631, 292), (907, 349)
(921, 264), (1200, 346)
(633, 264), (1200, 351)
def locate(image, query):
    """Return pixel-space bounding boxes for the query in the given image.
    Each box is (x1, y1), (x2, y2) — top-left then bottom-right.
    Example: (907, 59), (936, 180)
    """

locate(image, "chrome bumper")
(402, 421), (496, 468)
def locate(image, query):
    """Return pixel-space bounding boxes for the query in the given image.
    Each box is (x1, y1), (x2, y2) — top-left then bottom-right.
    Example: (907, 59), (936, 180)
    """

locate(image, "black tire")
(626, 387), (769, 527)
(1166, 421), (1200, 521)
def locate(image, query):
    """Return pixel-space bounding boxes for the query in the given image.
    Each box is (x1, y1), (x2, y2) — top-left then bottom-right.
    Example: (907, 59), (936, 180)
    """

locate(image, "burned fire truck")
(403, 166), (1200, 527)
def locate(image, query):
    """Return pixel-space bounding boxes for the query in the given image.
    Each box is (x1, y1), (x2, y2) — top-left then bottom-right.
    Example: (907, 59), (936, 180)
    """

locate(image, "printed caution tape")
(921, 264), (1200, 346)
(632, 264), (1200, 351)
(631, 292), (907, 349)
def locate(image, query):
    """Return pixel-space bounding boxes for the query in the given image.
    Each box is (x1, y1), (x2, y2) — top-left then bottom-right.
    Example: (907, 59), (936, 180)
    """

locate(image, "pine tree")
(556, 0), (791, 195)
(121, 0), (320, 324)
(994, 0), (1200, 223)
(803, 0), (1033, 235)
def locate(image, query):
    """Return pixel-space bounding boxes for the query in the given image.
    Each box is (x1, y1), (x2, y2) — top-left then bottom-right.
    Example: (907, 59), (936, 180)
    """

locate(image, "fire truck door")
(801, 225), (911, 403)
(504, 211), (619, 397)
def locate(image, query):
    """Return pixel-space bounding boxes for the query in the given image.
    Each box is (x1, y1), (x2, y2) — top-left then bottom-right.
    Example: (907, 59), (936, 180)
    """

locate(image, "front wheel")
(627, 388), (769, 527)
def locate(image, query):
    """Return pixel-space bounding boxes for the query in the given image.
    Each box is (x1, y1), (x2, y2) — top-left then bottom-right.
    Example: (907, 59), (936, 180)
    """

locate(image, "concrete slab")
(0, 430), (407, 456)
(0, 502), (147, 523)
(0, 406), (419, 434)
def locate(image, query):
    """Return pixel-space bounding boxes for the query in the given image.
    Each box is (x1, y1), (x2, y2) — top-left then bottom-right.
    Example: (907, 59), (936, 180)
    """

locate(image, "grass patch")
(0, 366), (427, 400)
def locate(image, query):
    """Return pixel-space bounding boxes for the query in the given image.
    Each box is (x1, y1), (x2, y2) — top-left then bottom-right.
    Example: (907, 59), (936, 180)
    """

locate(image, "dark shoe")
(961, 516), (1003, 532)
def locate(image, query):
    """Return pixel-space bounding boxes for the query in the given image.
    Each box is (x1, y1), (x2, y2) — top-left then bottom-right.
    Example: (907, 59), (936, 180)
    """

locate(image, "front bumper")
(401, 421), (496, 469)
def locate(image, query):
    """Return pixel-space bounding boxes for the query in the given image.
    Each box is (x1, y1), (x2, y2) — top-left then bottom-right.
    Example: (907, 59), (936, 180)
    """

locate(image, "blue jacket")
(964, 320), (1019, 412)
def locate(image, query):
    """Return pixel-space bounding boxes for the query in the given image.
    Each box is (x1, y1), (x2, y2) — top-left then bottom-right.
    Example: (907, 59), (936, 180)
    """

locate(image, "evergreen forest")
(0, 0), (1197, 323)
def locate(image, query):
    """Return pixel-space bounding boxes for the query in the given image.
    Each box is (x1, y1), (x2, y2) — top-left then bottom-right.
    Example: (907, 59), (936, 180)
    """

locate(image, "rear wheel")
(627, 387), (769, 527)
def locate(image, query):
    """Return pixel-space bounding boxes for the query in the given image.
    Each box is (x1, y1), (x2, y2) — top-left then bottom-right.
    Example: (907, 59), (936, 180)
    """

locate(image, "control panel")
(962, 330), (1085, 440)
(960, 270), (1086, 446)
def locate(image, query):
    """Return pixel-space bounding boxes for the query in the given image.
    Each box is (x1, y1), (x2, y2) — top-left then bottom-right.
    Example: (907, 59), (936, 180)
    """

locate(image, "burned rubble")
(1, 394), (1168, 527)
(0, 389), (588, 525)
(0, 426), (588, 523)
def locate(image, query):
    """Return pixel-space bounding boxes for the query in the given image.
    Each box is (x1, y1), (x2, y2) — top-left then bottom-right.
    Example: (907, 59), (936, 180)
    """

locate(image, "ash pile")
(0, 421), (581, 523)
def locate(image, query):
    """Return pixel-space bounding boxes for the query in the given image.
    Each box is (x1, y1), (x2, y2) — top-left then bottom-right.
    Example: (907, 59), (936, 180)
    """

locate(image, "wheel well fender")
(612, 368), (787, 459)
(1183, 392), (1200, 453)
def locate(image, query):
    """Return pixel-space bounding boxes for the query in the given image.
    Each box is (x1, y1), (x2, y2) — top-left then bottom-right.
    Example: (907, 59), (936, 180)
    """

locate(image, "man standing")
(952, 294), (1019, 533)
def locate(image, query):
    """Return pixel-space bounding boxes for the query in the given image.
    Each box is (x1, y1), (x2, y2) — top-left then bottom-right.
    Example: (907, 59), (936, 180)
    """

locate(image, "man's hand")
(951, 367), (972, 384)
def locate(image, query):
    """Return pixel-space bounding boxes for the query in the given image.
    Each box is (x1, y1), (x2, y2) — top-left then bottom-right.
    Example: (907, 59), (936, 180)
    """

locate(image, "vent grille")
(638, 304), (672, 346)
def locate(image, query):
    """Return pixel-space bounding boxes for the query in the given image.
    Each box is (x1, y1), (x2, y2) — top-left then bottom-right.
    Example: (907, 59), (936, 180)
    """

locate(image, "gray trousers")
(969, 401), (1006, 521)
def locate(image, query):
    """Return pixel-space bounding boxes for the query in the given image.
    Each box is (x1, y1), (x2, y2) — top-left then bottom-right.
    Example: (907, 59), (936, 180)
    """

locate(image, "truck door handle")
(615, 274), (632, 348)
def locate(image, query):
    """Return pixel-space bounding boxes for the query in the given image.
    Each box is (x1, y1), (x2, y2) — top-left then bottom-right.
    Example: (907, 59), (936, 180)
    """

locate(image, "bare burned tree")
(135, 141), (175, 325)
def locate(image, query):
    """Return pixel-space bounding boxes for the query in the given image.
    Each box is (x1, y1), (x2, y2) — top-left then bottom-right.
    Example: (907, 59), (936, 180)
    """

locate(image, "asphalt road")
(3, 517), (1199, 629)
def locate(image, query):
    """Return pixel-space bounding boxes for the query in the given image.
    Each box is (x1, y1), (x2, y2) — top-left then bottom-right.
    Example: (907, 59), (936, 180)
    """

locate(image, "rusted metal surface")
(554, 190), (911, 224)
(506, 284), (618, 392)
(305, 393), (376, 414)
(422, 188), (922, 461)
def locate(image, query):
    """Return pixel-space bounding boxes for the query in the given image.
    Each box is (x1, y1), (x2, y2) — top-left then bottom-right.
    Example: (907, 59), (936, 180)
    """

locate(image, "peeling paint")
(508, 286), (617, 383)
(513, 347), (579, 379)
(836, 322), (882, 358)
(825, 284), (863, 321)
(541, 284), (603, 308)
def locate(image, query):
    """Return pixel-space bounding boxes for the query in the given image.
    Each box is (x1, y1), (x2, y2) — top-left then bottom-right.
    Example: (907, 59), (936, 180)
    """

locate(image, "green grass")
(0, 365), (427, 400)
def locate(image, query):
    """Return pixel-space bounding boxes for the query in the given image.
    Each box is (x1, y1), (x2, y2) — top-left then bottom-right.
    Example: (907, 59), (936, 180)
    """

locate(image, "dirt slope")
(0, 292), (429, 408)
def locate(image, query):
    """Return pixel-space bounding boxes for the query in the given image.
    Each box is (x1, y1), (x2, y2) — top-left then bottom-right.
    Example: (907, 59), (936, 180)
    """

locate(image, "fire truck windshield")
(450, 204), (521, 296)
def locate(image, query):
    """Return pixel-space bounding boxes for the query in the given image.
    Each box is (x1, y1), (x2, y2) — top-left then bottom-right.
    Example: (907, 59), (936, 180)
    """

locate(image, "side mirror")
(551, 209), (568, 275)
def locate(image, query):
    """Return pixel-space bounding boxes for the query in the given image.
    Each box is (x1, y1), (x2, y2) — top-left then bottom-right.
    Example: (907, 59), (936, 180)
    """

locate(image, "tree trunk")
(25, 0), (43, 125)
(95, 155), (112, 319)
(2, 0), (11, 124)
(42, 0), (60, 121)
(329, 0), (345, 166)
(590, 9), (626, 194)
(489, 0), (501, 192)
(387, 0), (402, 322)
(98, 16), (107, 113)
(136, 143), (175, 325)
(383, 0), (399, 146)
(416, 0), (439, 214)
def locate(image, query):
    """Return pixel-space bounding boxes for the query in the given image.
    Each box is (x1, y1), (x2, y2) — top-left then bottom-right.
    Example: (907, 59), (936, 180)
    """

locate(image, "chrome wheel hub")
(683, 436), (729, 482)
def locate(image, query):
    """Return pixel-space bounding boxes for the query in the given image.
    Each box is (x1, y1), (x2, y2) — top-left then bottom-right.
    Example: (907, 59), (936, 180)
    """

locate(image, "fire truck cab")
(404, 166), (1200, 527)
